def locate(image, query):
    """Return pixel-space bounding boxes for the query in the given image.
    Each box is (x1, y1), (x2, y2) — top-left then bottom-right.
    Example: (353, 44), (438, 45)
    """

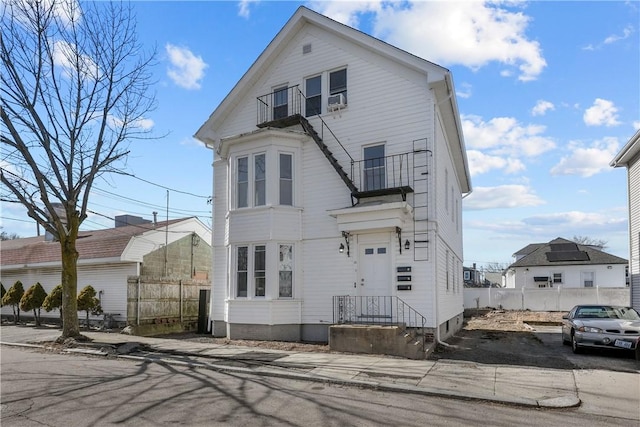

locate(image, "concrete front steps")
(329, 324), (435, 360)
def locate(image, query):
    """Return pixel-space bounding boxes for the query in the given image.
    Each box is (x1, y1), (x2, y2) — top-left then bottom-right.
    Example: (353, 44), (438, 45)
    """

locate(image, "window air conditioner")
(327, 93), (346, 110)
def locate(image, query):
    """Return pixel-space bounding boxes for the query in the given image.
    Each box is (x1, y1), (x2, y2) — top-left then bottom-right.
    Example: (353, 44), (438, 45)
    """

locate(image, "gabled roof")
(509, 237), (627, 268)
(194, 6), (471, 193)
(513, 243), (545, 258)
(611, 128), (640, 168)
(0, 217), (206, 268)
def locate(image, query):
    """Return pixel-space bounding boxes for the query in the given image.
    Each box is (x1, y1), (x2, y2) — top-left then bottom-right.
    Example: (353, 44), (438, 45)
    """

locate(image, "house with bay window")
(195, 6), (471, 349)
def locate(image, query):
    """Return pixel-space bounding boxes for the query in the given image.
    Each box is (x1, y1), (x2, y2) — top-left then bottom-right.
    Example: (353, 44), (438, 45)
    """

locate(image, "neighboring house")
(611, 128), (640, 310)
(194, 7), (471, 344)
(504, 237), (627, 289)
(463, 264), (483, 287)
(0, 216), (212, 324)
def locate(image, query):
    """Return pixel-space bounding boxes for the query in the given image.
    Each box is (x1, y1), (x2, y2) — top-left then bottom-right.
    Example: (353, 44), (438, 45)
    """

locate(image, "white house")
(195, 7), (471, 344)
(503, 237), (627, 289)
(611, 128), (640, 310)
(0, 216), (212, 324)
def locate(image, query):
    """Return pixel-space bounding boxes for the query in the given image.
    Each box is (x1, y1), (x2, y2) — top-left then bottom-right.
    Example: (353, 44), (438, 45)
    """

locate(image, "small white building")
(0, 216), (212, 324)
(504, 237), (627, 289)
(195, 7), (471, 344)
(611, 128), (640, 310)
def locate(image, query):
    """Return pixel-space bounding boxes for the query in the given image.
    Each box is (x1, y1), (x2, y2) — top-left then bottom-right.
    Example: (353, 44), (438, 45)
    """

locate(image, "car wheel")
(571, 332), (582, 354)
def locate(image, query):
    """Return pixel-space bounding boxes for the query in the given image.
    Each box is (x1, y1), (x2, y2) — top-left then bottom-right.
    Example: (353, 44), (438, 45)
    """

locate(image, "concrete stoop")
(329, 324), (431, 359)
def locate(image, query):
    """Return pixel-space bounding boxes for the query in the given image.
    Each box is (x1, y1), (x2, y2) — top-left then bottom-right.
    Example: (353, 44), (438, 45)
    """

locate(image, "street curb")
(0, 341), (582, 409)
(114, 352), (581, 409)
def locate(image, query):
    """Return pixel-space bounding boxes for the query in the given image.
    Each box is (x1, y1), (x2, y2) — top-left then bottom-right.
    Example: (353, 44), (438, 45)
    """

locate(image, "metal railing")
(257, 87), (412, 196)
(257, 85), (304, 124)
(351, 153), (412, 193)
(333, 295), (427, 352)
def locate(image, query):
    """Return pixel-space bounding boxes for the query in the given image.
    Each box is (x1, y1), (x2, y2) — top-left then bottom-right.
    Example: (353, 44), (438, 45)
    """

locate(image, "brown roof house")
(1, 216), (212, 329)
(504, 237), (627, 289)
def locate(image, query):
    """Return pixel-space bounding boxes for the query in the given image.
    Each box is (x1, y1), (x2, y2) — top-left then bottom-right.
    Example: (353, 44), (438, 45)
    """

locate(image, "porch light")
(341, 231), (351, 257)
(404, 240), (411, 250)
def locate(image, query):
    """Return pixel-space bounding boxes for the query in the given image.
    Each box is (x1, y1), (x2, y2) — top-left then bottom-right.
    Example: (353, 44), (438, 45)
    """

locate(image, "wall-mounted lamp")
(341, 231), (351, 257)
(404, 239), (411, 250)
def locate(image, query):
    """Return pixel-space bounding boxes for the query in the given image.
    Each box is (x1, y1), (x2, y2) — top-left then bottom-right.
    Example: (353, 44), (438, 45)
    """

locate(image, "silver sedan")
(561, 305), (640, 356)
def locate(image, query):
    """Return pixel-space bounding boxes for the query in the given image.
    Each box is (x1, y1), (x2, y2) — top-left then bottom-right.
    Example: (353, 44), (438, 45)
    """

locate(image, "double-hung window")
(237, 157), (249, 208)
(254, 154), (266, 206)
(279, 153), (293, 205)
(553, 272), (563, 285)
(329, 68), (347, 103)
(254, 245), (266, 297)
(273, 86), (288, 120)
(363, 144), (385, 191)
(237, 246), (248, 297)
(305, 75), (321, 117)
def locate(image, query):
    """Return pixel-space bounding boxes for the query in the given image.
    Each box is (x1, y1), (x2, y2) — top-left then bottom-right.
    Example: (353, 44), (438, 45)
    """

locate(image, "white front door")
(358, 240), (391, 296)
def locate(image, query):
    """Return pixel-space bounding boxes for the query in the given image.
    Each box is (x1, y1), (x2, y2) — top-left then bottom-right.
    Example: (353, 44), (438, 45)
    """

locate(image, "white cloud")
(463, 185), (545, 210)
(462, 115), (556, 157)
(531, 100), (555, 116)
(165, 44), (208, 90)
(583, 98), (621, 127)
(466, 150), (525, 177)
(523, 211), (626, 230)
(238, 0), (259, 18)
(584, 25), (634, 50)
(456, 82), (473, 99)
(550, 137), (620, 177)
(353, 1), (546, 81)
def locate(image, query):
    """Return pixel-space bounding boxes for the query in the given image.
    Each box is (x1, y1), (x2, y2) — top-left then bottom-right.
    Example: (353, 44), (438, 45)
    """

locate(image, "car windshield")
(575, 306), (640, 320)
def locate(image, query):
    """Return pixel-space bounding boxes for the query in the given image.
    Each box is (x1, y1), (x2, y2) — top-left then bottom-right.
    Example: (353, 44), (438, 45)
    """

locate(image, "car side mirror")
(562, 314), (569, 320)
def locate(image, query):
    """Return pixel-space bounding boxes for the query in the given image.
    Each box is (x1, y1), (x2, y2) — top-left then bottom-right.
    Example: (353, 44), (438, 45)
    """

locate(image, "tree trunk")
(60, 226), (80, 338)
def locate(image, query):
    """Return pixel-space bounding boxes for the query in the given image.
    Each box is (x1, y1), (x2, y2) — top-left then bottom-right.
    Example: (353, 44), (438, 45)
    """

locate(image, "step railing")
(333, 295), (427, 351)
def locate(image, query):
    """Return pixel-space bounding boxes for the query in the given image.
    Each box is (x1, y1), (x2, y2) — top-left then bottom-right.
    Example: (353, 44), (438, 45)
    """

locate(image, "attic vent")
(302, 43), (312, 54)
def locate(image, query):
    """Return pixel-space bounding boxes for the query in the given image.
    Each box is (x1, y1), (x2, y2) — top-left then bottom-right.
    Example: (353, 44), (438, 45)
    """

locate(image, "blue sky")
(2, 1), (638, 268)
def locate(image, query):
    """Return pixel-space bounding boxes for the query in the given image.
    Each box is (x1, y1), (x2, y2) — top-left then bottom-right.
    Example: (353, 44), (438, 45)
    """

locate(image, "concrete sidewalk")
(0, 325), (622, 410)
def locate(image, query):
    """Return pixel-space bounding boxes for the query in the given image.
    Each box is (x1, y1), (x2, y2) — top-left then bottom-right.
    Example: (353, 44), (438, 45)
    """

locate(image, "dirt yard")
(162, 310), (565, 353)
(463, 309), (564, 331)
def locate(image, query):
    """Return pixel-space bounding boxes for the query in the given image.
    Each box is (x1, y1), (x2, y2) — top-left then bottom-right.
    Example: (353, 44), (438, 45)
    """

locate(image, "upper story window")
(279, 153), (293, 206)
(234, 150), (295, 209)
(305, 75), (321, 117)
(273, 86), (288, 120)
(553, 272), (563, 284)
(237, 157), (249, 208)
(330, 68), (347, 102)
(363, 144), (385, 191)
(254, 154), (266, 206)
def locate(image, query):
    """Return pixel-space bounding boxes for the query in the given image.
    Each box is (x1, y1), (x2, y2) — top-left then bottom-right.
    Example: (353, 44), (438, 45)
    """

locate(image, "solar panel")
(546, 251), (590, 262)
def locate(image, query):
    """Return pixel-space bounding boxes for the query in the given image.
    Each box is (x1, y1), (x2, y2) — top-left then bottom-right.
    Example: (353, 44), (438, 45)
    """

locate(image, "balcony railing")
(257, 85), (303, 127)
(351, 153), (413, 197)
(257, 87), (414, 200)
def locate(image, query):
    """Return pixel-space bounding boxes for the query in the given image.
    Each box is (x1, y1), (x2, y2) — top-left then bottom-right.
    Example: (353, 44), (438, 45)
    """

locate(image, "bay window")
(234, 243), (295, 299)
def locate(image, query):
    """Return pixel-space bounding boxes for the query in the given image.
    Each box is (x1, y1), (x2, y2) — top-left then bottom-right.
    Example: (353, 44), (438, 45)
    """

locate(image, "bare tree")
(572, 235), (607, 251)
(1, 0), (156, 338)
(484, 262), (510, 273)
